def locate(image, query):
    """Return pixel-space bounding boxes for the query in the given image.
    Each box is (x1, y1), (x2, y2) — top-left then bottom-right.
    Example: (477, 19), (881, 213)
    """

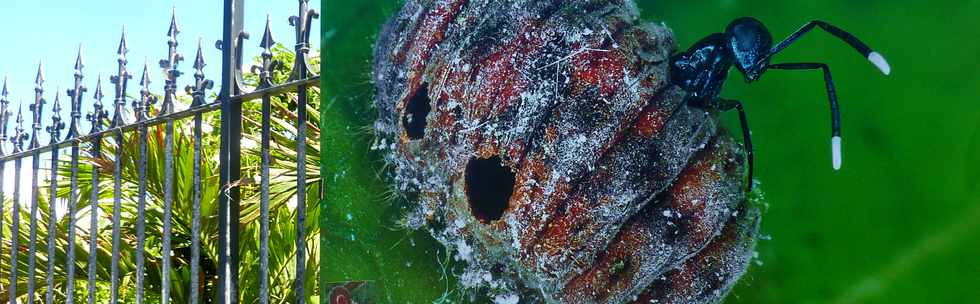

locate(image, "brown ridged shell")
(373, 0), (759, 303)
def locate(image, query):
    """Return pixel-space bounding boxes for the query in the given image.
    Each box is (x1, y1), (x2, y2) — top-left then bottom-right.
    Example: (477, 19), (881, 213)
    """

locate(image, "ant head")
(726, 17), (772, 81)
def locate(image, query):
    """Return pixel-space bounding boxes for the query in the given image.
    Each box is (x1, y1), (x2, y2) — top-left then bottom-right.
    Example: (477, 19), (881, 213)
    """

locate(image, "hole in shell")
(329, 287), (352, 304)
(402, 83), (432, 140)
(465, 156), (515, 223)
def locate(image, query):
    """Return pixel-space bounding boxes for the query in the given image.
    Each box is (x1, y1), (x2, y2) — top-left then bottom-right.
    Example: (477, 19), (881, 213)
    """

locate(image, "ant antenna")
(758, 20), (890, 170)
(764, 20), (891, 75)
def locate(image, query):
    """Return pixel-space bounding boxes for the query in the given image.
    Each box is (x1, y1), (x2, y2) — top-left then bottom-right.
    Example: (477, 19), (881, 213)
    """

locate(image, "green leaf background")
(320, 0), (980, 303)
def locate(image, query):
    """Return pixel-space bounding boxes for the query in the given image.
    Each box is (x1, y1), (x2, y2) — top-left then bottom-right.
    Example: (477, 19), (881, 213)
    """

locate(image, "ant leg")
(717, 98), (754, 192)
(763, 20), (890, 75)
(768, 62), (842, 170)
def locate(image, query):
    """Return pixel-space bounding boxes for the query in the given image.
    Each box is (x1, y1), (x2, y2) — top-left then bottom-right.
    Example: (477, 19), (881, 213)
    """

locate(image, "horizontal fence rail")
(0, 0), (319, 303)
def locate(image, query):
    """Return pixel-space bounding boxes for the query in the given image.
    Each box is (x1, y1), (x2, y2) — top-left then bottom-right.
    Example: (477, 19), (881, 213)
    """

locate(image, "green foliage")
(0, 45), (320, 304)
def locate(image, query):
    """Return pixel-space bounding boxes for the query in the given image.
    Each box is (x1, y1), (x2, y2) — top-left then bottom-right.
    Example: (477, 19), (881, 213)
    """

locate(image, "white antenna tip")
(868, 51), (891, 75)
(831, 136), (842, 170)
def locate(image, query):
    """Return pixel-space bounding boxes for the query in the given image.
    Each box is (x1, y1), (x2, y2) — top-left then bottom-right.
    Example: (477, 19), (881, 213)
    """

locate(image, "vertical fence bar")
(185, 39), (212, 304)
(64, 45), (87, 304)
(158, 8), (182, 304)
(27, 63), (47, 304)
(8, 106), (26, 304)
(289, 2), (318, 302)
(44, 90), (65, 304)
(134, 61), (154, 304)
(218, 0), (245, 303)
(87, 77), (106, 304)
(108, 28), (131, 304)
(256, 15), (277, 304)
(0, 78), (8, 296)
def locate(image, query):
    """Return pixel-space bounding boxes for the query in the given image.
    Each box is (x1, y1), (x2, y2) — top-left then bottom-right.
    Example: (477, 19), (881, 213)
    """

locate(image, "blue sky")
(0, 1), (320, 200)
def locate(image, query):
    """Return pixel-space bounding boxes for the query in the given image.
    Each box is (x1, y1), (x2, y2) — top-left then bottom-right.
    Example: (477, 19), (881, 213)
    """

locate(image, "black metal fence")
(0, 0), (318, 303)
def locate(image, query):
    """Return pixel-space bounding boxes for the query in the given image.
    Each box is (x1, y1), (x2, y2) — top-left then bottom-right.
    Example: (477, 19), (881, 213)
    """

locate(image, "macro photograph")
(0, 0), (975, 303)
(319, 0), (979, 303)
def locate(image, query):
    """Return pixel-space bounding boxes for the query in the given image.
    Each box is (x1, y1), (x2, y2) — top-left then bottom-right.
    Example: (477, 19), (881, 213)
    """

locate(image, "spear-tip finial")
(140, 59), (152, 90)
(15, 104), (23, 125)
(88, 75), (106, 131)
(94, 74), (104, 101)
(14, 104), (23, 133)
(118, 26), (129, 56)
(133, 60), (153, 120)
(35, 61), (45, 88)
(75, 44), (85, 71)
(50, 90), (63, 124)
(11, 103), (26, 151)
(193, 38), (206, 70)
(168, 6), (180, 38)
(52, 89), (62, 114)
(1, 75), (8, 98)
(260, 13), (276, 51)
(47, 92), (66, 142)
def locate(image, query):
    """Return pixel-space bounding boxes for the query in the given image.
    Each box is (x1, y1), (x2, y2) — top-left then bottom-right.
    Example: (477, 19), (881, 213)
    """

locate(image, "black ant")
(670, 17), (890, 191)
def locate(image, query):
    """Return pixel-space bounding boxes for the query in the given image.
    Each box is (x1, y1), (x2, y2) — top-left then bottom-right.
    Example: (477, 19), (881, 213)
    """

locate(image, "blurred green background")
(320, 0), (980, 303)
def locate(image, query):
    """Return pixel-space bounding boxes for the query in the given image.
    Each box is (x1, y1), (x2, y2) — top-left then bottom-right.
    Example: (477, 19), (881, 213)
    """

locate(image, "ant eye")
(402, 84), (432, 140)
(464, 156), (515, 223)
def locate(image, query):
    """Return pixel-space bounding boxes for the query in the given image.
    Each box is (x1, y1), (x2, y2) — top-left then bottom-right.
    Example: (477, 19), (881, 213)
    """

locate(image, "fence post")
(108, 28), (131, 304)
(8, 106), (26, 304)
(44, 83), (65, 304)
(186, 38), (212, 304)
(256, 15), (276, 304)
(288, 2), (318, 303)
(64, 45), (87, 304)
(26, 62), (46, 304)
(86, 76), (106, 304)
(159, 8), (182, 304)
(0, 78), (8, 299)
(218, 0), (245, 303)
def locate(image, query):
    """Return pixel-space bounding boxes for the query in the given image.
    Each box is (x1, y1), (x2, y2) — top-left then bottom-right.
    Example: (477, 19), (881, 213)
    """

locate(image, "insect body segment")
(670, 17), (890, 189)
